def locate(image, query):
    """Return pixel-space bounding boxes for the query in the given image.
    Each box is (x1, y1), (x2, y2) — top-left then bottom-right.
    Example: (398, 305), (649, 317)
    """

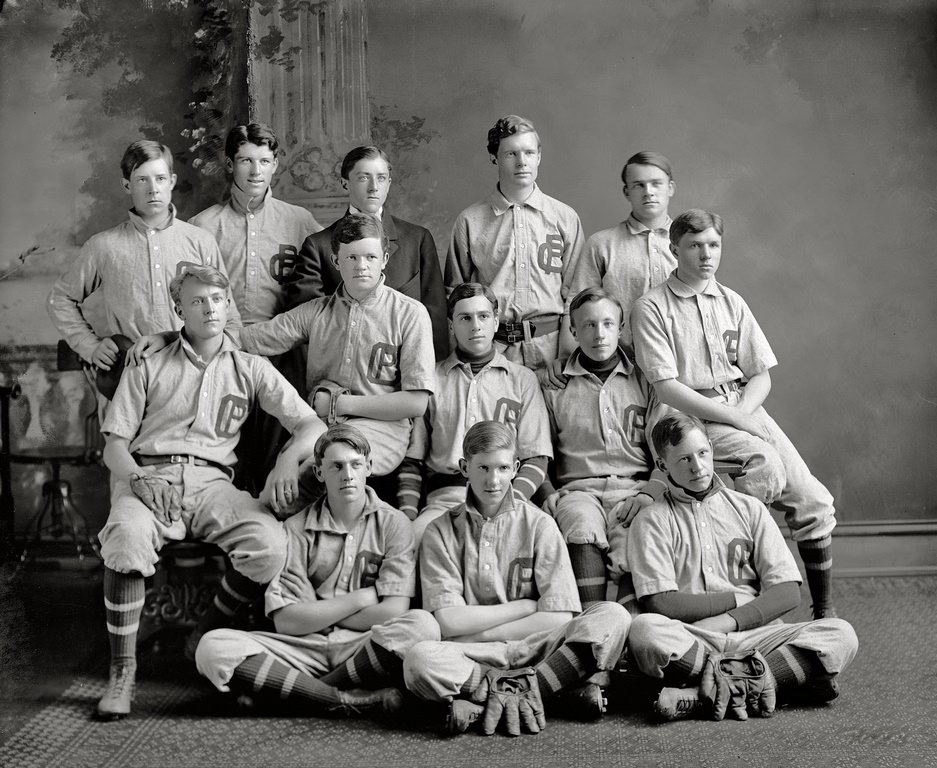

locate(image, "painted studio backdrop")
(0, 0), (935, 540)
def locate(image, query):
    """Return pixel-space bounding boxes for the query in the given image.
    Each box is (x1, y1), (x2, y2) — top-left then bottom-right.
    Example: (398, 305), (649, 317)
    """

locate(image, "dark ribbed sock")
(615, 573), (640, 616)
(535, 641), (595, 697)
(568, 543), (608, 608)
(197, 569), (266, 634)
(231, 652), (342, 710)
(103, 567), (145, 662)
(662, 640), (707, 685)
(321, 638), (402, 689)
(798, 536), (835, 617)
(764, 645), (827, 701)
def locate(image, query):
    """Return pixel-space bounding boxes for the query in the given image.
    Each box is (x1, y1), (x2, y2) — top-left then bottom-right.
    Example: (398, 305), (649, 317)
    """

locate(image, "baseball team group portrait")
(1, 1), (934, 766)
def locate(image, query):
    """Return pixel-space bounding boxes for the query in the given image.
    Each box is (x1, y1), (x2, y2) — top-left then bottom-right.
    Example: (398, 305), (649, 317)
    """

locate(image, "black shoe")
(332, 687), (404, 718)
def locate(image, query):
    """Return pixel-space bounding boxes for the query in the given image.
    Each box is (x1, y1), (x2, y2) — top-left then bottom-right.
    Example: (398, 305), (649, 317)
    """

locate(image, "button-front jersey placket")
(695, 500), (718, 588)
(339, 300), (364, 382)
(245, 211), (261, 316)
(465, 367), (481, 428)
(698, 295), (725, 388)
(186, 356), (215, 441)
(148, 229), (168, 309)
(513, 206), (530, 314)
(648, 230), (670, 287)
(478, 517), (499, 593)
(598, 385), (625, 460)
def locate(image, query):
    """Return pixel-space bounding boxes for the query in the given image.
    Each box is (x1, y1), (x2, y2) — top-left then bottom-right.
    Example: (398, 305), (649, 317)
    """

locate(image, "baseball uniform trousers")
(196, 609), (440, 692)
(629, 613), (858, 680)
(402, 602), (629, 701)
(98, 463), (285, 582)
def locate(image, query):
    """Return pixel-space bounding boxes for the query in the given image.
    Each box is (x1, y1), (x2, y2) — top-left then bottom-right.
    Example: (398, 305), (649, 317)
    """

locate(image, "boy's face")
(229, 141), (278, 197)
(345, 156), (391, 214)
(658, 427), (714, 494)
(176, 278), (229, 342)
(623, 163), (674, 224)
(672, 227), (722, 286)
(492, 131), (540, 191)
(459, 448), (519, 515)
(123, 158), (176, 221)
(314, 442), (372, 507)
(331, 237), (388, 298)
(570, 298), (623, 363)
(450, 295), (497, 356)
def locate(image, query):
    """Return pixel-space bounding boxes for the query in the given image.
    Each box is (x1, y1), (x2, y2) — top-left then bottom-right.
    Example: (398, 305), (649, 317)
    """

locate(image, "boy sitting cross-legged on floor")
(195, 423), (440, 718)
(403, 421), (630, 737)
(626, 412), (858, 721)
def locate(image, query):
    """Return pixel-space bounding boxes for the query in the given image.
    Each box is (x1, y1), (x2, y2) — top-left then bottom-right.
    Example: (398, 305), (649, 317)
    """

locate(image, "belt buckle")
(169, 454), (187, 465)
(505, 332), (522, 344)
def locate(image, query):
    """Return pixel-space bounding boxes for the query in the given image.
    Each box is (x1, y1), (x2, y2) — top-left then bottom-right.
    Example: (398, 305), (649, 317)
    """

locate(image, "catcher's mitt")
(700, 650), (776, 721)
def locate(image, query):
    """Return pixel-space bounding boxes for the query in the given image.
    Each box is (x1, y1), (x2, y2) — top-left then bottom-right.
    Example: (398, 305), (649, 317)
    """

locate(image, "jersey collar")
(664, 270), (724, 298)
(489, 184), (544, 216)
(176, 328), (238, 368)
(625, 213), (671, 237)
(562, 347), (634, 377)
(229, 183), (270, 215)
(128, 204), (176, 234)
(336, 275), (387, 306)
(666, 472), (727, 504)
(304, 486), (383, 533)
(459, 485), (517, 527)
(443, 348), (510, 374)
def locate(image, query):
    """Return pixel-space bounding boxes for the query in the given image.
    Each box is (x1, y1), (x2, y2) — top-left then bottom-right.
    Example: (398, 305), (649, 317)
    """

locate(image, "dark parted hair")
(447, 282), (499, 319)
(224, 123), (280, 161)
(486, 115), (540, 156)
(314, 423), (372, 465)
(669, 209), (724, 247)
(621, 151), (674, 183)
(651, 412), (708, 458)
(329, 213), (387, 256)
(340, 146), (392, 179)
(568, 286), (624, 328)
(120, 140), (174, 180)
(462, 420), (516, 461)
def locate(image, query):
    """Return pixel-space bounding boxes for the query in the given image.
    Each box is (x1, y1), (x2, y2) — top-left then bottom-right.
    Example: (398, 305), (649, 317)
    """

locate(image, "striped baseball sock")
(535, 641), (595, 697)
(462, 663), (491, 698)
(320, 639), (401, 689)
(662, 640), (707, 685)
(764, 645), (827, 700)
(615, 573), (640, 616)
(230, 652), (342, 709)
(797, 536), (835, 618)
(103, 567), (145, 662)
(197, 569), (266, 634)
(568, 544), (607, 608)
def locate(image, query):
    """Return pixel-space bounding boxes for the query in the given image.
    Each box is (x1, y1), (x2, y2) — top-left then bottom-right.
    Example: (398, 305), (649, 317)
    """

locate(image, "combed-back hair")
(462, 420), (516, 461)
(169, 263), (228, 305)
(486, 115), (539, 156)
(621, 151), (674, 183)
(120, 140), (174, 180)
(314, 423), (372, 465)
(651, 412), (708, 457)
(340, 146), (392, 179)
(669, 209), (724, 247)
(224, 123), (279, 160)
(447, 282), (499, 319)
(330, 212), (387, 256)
(568, 286), (624, 328)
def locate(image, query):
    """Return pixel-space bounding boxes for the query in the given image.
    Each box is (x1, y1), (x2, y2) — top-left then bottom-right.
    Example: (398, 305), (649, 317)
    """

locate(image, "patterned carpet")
(2, 576), (935, 768)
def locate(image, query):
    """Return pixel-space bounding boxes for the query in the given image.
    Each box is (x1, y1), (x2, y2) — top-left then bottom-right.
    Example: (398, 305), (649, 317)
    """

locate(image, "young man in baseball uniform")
(234, 213), (435, 502)
(48, 140), (242, 394)
(288, 145), (448, 359)
(445, 116), (584, 386)
(195, 424), (439, 718)
(540, 287), (665, 611)
(631, 210), (838, 620)
(189, 123), (323, 494)
(627, 413), (857, 720)
(95, 265), (326, 720)
(403, 421), (630, 737)
(568, 151), (676, 356)
(399, 282), (552, 546)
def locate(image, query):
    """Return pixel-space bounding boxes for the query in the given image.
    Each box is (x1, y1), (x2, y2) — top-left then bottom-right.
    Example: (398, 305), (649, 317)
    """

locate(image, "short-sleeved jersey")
(568, 216), (674, 351)
(237, 279), (436, 399)
(445, 185), (584, 323)
(101, 332), (314, 467)
(628, 475), (802, 602)
(265, 487), (415, 616)
(189, 186), (322, 325)
(420, 489), (581, 614)
(48, 206), (242, 362)
(631, 272), (778, 389)
(543, 350), (653, 485)
(408, 351), (552, 475)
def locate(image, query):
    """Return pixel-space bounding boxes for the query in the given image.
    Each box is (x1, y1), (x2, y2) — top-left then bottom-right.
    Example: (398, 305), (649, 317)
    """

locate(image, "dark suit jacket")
(288, 210), (448, 359)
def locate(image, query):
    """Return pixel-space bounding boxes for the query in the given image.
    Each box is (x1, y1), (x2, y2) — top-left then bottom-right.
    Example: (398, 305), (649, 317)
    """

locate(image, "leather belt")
(494, 314), (561, 345)
(695, 380), (741, 398)
(134, 453), (234, 479)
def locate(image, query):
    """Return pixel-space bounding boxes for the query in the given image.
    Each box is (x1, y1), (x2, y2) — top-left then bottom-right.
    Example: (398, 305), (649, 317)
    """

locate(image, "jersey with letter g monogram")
(101, 332), (314, 467)
(236, 279), (435, 399)
(419, 489), (581, 614)
(445, 185), (585, 323)
(627, 475), (802, 603)
(264, 488), (416, 616)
